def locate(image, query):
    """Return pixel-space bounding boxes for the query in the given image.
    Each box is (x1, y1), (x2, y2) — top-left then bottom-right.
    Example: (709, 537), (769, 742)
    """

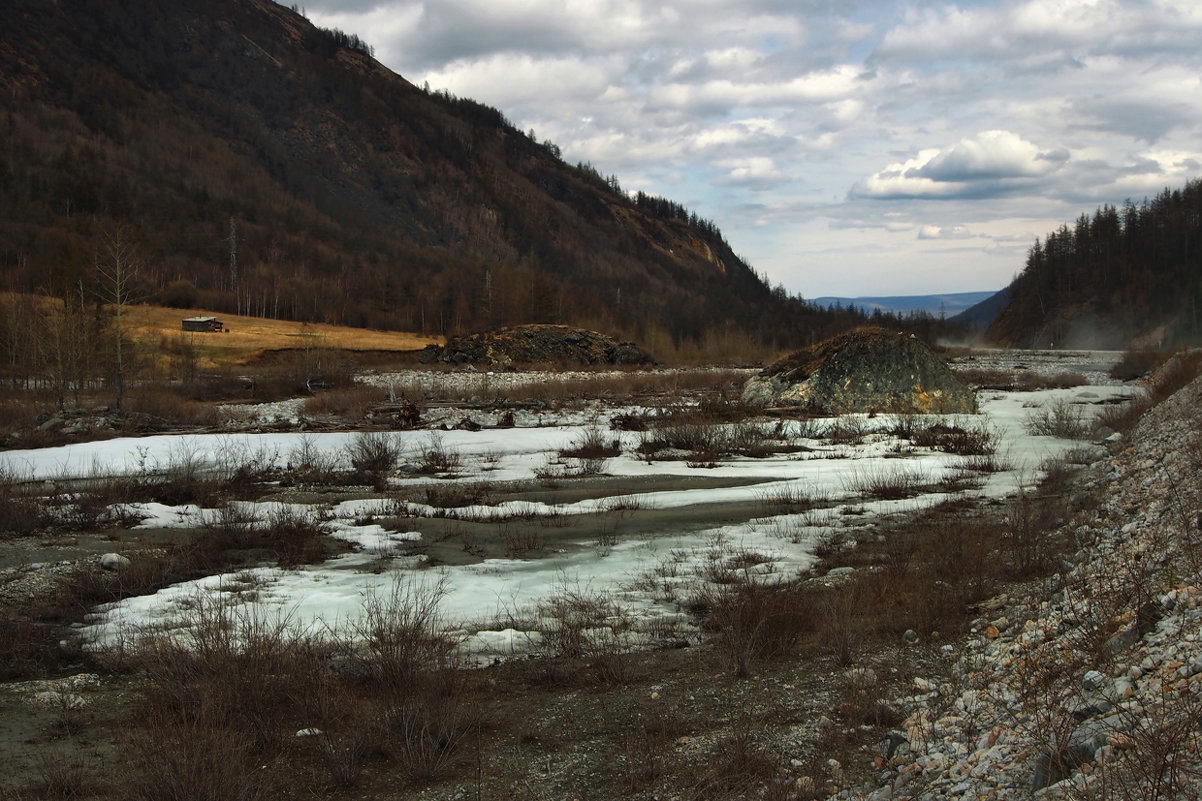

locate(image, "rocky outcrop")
(743, 327), (976, 414)
(418, 325), (655, 369)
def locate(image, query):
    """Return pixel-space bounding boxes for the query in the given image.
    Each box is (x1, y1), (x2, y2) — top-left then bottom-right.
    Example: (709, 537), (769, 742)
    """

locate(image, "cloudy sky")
(301, 0), (1202, 298)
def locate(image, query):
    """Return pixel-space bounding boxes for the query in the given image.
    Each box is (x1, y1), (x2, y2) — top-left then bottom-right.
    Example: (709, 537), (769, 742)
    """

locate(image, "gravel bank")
(850, 368), (1202, 800)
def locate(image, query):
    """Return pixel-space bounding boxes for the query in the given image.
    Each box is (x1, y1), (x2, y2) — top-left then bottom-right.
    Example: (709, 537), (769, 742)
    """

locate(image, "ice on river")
(1, 381), (1133, 657)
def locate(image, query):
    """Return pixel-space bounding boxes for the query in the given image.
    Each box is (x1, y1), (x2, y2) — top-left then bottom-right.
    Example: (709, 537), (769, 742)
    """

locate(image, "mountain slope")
(986, 179), (1202, 348)
(946, 286), (1010, 331)
(0, 0), (844, 347)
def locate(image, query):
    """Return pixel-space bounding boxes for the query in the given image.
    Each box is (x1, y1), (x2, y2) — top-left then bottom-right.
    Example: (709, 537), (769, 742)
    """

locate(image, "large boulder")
(743, 328), (976, 414)
(419, 324), (655, 369)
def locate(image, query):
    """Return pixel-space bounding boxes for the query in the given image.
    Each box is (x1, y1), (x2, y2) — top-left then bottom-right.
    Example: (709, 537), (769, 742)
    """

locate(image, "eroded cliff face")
(743, 328), (976, 414)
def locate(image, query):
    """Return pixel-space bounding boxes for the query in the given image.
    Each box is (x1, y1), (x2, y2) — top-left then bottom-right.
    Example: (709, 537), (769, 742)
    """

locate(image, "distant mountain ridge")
(811, 292), (998, 318)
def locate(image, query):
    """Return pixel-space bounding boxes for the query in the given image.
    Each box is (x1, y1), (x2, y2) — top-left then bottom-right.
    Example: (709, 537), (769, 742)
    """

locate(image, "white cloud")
(718, 157), (790, 189)
(917, 225), (966, 239)
(852, 131), (1069, 199)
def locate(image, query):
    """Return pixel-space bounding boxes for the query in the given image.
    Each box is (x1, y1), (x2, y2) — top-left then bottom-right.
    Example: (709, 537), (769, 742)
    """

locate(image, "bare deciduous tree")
(94, 226), (143, 412)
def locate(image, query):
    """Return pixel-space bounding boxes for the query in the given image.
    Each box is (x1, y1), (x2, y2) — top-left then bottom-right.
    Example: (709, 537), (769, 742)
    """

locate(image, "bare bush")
(843, 463), (930, 501)
(0, 465), (47, 537)
(263, 504), (333, 567)
(351, 573), (459, 684)
(690, 719), (801, 801)
(823, 415), (868, 445)
(416, 433), (461, 475)
(910, 420), (998, 455)
(302, 383), (385, 420)
(559, 423), (621, 460)
(350, 574), (479, 779)
(697, 579), (815, 677)
(285, 435), (342, 485)
(30, 751), (95, 801)
(345, 431), (403, 487)
(1026, 397), (1090, 439)
(117, 598), (324, 753)
(817, 580), (871, 667)
(127, 706), (267, 801)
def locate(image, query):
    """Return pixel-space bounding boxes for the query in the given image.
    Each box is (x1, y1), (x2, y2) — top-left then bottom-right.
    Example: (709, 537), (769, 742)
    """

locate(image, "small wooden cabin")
(182, 316), (224, 332)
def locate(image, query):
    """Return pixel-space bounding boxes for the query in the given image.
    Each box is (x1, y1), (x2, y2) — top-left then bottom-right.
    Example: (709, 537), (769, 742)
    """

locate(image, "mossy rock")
(743, 327), (976, 414)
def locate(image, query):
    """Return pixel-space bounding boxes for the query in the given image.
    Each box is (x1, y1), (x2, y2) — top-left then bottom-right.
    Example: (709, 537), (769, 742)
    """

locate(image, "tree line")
(989, 178), (1202, 347)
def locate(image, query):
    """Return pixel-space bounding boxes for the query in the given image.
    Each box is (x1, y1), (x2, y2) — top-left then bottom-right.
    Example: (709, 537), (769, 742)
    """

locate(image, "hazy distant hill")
(0, 0), (886, 351)
(811, 292), (997, 318)
(947, 287), (1010, 331)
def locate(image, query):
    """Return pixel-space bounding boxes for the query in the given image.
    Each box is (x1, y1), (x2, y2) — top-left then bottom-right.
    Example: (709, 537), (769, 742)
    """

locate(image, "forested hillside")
(0, 0), (887, 363)
(987, 178), (1202, 348)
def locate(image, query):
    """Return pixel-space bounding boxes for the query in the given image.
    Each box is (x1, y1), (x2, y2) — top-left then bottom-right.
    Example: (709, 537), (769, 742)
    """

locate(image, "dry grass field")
(113, 303), (441, 368)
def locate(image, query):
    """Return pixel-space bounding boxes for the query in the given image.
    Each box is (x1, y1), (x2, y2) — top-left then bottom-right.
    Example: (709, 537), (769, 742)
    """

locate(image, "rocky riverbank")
(851, 366), (1202, 799)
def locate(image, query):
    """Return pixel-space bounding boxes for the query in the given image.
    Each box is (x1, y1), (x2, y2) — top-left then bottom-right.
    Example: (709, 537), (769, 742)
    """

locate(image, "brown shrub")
(302, 383), (386, 420)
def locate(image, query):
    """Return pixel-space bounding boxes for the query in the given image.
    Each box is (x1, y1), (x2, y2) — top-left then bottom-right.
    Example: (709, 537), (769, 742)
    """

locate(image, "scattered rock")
(99, 553), (131, 571)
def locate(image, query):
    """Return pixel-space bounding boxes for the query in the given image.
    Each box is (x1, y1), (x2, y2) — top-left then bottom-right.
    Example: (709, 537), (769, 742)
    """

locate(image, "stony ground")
(850, 368), (1202, 800)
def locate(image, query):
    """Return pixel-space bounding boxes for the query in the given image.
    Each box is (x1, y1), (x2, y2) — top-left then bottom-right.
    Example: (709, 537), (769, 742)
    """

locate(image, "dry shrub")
(1100, 348), (1202, 435)
(559, 423), (621, 460)
(389, 669), (480, 781)
(1019, 370), (1089, 390)
(1109, 346), (1170, 381)
(622, 711), (690, 789)
(302, 383), (385, 420)
(1006, 483), (1069, 577)
(123, 386), (220, 428)
(352, 574), (460, 691)
(29, 751), (96, 801)
(295, 671), (382, 789)
(424, 481), (494, 508)
(953, 366), (1019, 388)
(1074, 688), (1202, 800)
(700, 580), (816, 676)
(637, 419), (770, 460)
(1146, 348), (1202, 405)
(0, 465), (49, 537)
(126, 706), (268, 801)
(50, 548), (195, 621)
(823, 415), (867, 445)
(0, 614), (56, 679)
(194, 503), (332, 568)
(284, 435), (343, 485)
(53, 471), (147, 530)
(1025, 397), (1090, 438)
(120, 598), (322, 752)
(1096, 396), (1150, 435)
(0, 393), (53, 438)
(690, 722), (802, 801)
(345, 431), (403, 487)
(843, 463), (930, 501)
(910, 420), (998, 455)
(350, 574), (480, 780)
(533, 581), (624, 660)
(262, 505), (334, 567)
(416, 433), (461, 475)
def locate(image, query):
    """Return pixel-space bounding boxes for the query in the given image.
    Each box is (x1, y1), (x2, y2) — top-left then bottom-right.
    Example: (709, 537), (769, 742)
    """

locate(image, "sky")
(297, 0), (1202, 298)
